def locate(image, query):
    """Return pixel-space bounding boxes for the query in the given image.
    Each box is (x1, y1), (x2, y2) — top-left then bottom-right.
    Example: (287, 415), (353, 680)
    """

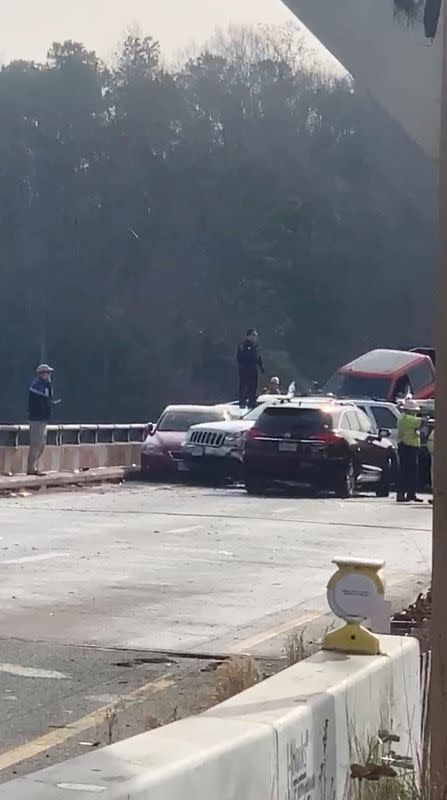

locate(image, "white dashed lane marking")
(0, 664), (69, 679)
(0, 551), (70, 565)
(166, 525), (203, 534)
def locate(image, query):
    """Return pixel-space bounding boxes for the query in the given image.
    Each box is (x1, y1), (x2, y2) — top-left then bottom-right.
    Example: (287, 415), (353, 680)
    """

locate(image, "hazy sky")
(0, 0), (340, 67)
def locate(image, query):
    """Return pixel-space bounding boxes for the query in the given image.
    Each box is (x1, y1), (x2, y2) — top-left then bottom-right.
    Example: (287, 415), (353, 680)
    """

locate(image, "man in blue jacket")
(237, 329), (264, 408)
(27, 364), (54, 475)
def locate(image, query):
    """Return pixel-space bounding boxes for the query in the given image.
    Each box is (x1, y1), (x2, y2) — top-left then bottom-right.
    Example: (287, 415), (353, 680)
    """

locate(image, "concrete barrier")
(0, 424), (145, 474)
(209, 634), (421, 800)
(0, 634), (421, 799)
(0, 443), (142, 474)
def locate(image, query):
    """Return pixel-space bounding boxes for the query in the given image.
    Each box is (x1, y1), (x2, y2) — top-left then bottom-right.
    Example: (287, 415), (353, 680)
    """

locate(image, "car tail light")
(246, 426), (262, 441)
(311, 431), (341, 445)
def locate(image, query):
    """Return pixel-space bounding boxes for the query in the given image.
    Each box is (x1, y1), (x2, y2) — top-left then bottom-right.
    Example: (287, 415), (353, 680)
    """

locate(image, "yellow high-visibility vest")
(397, 413), (421, 447)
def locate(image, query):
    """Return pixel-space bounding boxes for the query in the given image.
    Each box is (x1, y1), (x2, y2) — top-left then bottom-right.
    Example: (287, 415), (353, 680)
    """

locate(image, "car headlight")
(143, 442), (163, 455)
(224, 433), (242, 445)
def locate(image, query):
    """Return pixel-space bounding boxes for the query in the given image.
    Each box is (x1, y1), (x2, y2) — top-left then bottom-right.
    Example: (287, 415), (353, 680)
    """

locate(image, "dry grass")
(283, 623), (337, 666)
(350, 731), (426, 800)
(104, 703), (120, 745)
(214, 656), (260, 703)
(357, 773), (426, 800)
(356, 774), (421, 800)
(284, 629), (307, 666)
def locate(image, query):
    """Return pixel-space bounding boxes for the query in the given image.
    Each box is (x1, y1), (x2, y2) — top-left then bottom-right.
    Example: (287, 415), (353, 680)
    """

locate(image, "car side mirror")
(378, 428), (391, 439)
(144, 422), (155, 438)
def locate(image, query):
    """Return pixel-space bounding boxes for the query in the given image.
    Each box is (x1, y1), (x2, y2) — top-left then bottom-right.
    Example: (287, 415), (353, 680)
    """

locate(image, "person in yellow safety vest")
(427, 428), (434, 505)
(396, 397), (423, 503)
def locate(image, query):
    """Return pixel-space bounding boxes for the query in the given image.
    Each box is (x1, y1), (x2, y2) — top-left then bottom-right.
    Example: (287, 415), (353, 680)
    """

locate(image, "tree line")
(0, 26), (435, 422)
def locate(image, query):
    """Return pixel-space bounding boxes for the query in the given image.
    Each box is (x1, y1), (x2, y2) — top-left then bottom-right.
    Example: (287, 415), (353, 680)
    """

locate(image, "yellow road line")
(0, 674), (174, 771)
(229, 610), (323, 653)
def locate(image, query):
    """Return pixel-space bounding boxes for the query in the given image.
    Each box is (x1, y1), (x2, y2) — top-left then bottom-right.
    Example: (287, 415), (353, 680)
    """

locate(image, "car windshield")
(324, 373), (391, 399)
(158, 409), (224, 432)
(256, 407), (332, 436)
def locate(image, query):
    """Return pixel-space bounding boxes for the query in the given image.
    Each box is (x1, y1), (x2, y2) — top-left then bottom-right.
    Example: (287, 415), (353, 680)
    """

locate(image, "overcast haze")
(0, 0), (340, 66)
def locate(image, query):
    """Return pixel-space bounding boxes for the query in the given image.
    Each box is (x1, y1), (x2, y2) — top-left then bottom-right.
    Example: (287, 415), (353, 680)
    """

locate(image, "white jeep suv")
(182, 399), (291, 481)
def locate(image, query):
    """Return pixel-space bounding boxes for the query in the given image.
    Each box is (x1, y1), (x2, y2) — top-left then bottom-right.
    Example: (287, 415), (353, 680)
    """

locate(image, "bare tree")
(207, 22), (306, 75)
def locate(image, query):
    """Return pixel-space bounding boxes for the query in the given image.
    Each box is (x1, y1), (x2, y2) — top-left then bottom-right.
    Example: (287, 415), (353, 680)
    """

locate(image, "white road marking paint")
(229, 610), (323, 653)
(0, 551), (70, 565)
(0, 664), (69, 679)
(167, 525), (203, 534)
(57, 785), (106, 793)
(273, 506), (297, 514)
(86, 694), (120, 704)
(218, 550), (234, 556)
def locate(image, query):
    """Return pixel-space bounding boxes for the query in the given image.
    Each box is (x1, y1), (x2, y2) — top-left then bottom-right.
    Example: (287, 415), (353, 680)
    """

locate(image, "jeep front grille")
(189, 430), (226, 447)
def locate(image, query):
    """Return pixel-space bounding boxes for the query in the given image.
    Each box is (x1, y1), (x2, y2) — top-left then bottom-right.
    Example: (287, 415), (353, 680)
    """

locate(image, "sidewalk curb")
(0, 466), (140, 493)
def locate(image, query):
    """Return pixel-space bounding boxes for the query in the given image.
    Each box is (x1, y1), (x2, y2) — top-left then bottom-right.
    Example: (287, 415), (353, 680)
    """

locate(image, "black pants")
(239, 370), (258, 408)
(397, 443), (419, 498)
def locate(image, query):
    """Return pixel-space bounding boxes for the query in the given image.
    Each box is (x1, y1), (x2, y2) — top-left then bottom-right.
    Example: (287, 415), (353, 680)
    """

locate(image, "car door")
(336, 410), (365, 476)
(336, 411), (353, 442)
(353, 409), (385, 481)
(347, 409), (382, 482)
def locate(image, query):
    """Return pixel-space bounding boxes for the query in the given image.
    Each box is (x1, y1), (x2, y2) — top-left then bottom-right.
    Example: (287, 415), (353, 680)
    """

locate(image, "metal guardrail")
(0, 424), (146, 447)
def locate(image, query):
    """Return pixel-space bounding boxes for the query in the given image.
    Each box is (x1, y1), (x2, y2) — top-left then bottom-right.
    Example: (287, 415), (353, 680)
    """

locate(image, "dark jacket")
(237, 340), (264, 374)
(28, 378), (52, 422)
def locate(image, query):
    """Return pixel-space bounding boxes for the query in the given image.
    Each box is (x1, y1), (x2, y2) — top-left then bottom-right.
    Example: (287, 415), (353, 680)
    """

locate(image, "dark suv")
(243, 401), (395, 497)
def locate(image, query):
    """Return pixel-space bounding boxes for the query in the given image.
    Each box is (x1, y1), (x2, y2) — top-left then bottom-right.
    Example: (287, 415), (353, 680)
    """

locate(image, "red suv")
(324, 349), (435, 401)
(243, 401), (395, 497)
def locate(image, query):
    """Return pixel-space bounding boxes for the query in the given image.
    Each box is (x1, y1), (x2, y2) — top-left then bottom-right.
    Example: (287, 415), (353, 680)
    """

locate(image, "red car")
(324, 349), (435, 401)
(141, 405), (236, 477)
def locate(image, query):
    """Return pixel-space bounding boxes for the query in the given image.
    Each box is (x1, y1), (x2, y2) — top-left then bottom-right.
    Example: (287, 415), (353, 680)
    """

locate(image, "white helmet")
(403, 396), (420, 412)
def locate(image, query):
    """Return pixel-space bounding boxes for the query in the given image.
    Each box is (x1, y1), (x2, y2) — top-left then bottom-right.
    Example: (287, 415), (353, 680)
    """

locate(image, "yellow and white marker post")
(323, 557), (386, 656)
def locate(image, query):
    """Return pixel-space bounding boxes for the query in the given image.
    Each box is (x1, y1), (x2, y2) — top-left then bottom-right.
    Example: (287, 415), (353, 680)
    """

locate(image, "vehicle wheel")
(376, 457), (391, 498)
(245, 476), (266, 496)
(334, 461), (355, 498)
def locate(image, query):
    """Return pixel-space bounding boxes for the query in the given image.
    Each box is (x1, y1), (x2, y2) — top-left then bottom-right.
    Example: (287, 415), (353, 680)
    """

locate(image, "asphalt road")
(0, 481), (431, 782)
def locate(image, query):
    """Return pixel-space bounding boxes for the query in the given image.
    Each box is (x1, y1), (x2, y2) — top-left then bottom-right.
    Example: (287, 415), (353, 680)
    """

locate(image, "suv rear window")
(256, 407), (332, 436)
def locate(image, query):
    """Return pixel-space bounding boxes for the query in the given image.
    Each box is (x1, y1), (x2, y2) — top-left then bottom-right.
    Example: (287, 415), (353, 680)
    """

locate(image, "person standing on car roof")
(237, 328), (264, 409)
(396, 397), (423, 503)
